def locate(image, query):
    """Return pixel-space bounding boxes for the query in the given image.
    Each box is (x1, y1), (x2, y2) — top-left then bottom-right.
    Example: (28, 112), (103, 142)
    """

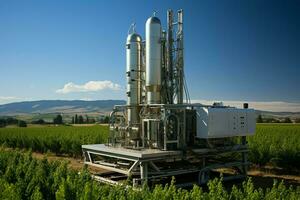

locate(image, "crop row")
(247, 124), (300, 169)
(0, 124), (299, 168)
(0, 149), (299, 200)
(0, 125), (108, 157)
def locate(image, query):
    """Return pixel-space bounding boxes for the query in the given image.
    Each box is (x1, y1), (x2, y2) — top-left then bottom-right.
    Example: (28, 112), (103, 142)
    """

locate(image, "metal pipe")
(167, 10), (174, 104)
(113, 103), (217, 108)
(177, 9), (184, 104)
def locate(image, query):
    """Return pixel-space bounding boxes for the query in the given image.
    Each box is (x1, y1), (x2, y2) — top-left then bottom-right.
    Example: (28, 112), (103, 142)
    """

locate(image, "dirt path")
(31, 152), (84, 171)
(31, 152), (106, 174)
(249, 170), (300, 183)
(248, 169), (300, 188)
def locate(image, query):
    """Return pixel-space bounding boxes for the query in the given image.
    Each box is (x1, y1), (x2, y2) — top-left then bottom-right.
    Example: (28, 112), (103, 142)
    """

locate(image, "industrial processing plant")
(2, 1), (300, 199)
(82, 9), (256, 186)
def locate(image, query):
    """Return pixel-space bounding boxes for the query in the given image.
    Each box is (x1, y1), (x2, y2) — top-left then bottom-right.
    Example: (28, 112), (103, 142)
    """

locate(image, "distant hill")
(1, 100), (299, 119)
(255, 110), (300, 119)
(0, 100), (126, 116)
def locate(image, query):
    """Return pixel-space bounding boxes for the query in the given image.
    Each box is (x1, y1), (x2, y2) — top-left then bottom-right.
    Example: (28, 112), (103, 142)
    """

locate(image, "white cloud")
(191, 99), (300, 112)
(0, 96), (18, 101)
(79, 98), (93, 101)
(0, 96), (20, 104)
(56, 80), (121, 94)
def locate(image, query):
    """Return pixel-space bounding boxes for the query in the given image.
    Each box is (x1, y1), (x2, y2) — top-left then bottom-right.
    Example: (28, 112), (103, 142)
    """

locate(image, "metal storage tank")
(126, 33), (142, 124)
(145, 16), (162, 104)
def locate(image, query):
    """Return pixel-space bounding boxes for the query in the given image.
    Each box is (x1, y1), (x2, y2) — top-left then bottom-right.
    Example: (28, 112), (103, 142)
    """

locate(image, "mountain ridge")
(0, 100), (299, 118)
(0, 100), (126, 115)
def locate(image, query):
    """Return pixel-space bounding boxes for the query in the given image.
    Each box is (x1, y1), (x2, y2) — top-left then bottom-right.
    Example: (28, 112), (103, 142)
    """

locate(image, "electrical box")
(196, 107), (256, 138)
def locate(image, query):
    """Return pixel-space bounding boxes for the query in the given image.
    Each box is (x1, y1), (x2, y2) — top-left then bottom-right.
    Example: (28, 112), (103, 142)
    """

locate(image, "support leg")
(202, 157), (206, 168)
(84, 151), (92, 163)
(241, 136), (248, 175)
(140, 162), (148, 185)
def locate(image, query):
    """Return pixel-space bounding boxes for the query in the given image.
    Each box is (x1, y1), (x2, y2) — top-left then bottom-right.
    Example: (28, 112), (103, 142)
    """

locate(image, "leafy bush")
(31, 119), (46, 124)
(53, 115), (63, 124)
(18, 120), (27, 127)
(0, 150), (299, 200)
(248, 124), (300, 169)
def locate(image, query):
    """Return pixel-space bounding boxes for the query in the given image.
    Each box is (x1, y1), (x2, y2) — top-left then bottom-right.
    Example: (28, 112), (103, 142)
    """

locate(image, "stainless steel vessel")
(145, 17), (162, 104)
(126, 33), (142, 124)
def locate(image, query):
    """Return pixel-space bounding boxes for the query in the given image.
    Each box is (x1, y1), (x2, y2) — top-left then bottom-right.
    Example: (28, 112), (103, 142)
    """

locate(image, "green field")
(0, 150), (299, 200)
(248, 124), (300, 169)
(0, 124), (299, 169)
(0, 125), (108, 157)
(0, 124), (299, 199)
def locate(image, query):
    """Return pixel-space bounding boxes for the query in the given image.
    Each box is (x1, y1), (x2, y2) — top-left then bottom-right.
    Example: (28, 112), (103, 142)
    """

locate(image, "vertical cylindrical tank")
(126, 33), (142, 124)
(145, 16), (162, 104)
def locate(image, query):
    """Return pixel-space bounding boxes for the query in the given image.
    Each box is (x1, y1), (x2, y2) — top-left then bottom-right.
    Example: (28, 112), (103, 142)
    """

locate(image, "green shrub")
(0, 150), (299, 200)
(248, 124), (300, 169)
(18, 120), (27, 127)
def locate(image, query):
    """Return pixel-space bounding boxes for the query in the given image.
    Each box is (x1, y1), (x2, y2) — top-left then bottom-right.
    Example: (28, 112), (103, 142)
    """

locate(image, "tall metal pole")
(177, 9), (184, 104)
(167, 10), (174, 104)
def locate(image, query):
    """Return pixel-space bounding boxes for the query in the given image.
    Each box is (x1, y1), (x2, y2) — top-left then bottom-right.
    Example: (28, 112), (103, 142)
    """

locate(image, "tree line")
(256, 114), (300, 123)
(0, 114), (111, 128)
(0, 117), (27, 128)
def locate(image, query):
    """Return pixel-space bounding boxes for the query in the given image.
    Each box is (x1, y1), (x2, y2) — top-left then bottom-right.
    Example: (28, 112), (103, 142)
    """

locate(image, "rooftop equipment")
(82, 9), (256, 187)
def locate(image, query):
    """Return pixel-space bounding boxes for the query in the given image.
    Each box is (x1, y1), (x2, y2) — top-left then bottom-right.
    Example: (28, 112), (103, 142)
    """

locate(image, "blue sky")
(0, 0), (299, 111)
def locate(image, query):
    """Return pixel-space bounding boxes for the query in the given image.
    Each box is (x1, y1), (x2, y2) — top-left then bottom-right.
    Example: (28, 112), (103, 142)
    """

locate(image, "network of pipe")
(109, 10), (193, 151)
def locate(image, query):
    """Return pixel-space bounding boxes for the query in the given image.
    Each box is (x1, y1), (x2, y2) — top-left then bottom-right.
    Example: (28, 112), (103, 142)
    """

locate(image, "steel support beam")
(140, 162), (148, 184)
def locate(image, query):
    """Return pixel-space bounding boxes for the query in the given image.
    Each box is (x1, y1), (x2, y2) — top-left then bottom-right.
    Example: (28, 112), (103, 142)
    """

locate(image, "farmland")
(0, 150), (299, 200)
(0, 125), (108, 157)
(0, 123), (300, 199)
(248, 124), (300, 170)
(0, 124), (299, 169)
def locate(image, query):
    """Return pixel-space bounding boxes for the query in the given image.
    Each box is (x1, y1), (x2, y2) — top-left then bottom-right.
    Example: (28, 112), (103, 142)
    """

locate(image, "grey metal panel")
(196, 107), (256, 138)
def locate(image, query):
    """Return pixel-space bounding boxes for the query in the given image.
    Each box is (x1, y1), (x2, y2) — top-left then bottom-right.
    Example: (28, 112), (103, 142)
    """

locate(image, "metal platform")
(82, 144), (182, 160)
(82, 143), (249, 186)
(82, 144), (184, 185)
